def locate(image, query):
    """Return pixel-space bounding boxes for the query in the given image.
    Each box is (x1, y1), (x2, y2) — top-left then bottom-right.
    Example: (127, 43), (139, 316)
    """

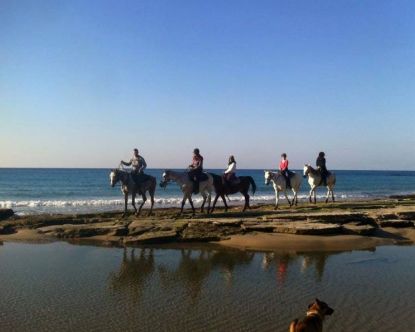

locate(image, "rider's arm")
(224, 162), (235, 174)
(121, 159), (132, 166)
(139, 157), (147, 172)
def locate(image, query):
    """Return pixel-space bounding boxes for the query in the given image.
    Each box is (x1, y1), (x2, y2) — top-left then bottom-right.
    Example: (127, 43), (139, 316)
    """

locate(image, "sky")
(1, 0), (414, 170)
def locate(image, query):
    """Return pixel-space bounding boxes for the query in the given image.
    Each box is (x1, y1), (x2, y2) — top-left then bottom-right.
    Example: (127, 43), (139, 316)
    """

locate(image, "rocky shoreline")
(1, 197), (415, 251)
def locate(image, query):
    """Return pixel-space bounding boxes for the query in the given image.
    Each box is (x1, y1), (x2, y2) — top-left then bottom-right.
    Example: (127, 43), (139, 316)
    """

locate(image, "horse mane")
(306, 164), (319, 174)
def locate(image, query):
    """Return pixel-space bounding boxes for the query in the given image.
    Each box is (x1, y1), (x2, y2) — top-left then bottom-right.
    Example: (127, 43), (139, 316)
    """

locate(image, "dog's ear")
(308, 302), (314, 309)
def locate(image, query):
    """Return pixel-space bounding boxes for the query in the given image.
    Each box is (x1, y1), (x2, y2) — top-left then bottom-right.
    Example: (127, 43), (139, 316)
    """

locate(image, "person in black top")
(316, 152), (328, 186)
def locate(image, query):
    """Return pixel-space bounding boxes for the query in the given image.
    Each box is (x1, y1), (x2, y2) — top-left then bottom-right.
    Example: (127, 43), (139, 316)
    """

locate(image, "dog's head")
(308, 298), (334, 317)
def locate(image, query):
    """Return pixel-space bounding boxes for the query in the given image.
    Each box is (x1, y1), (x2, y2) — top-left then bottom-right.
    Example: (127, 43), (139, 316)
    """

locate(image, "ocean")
(1, 168), (415, 214)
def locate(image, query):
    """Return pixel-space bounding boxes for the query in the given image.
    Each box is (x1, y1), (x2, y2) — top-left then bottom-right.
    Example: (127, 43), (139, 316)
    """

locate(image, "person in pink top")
(279, 153), (291, 188)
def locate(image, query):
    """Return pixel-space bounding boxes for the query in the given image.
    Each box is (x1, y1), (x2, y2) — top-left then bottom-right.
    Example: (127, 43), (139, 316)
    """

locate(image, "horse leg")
(200, 192), (207, 213)
(122, 193), (128, 217)
(180, 194), (187, 215)
(148, 190), (155, 216)
(308, 188), (313, 203)
(137, 193), (146, 215)
(275, 190), (280, 210)
(206, 191), (212, 214)
(221, 194), (229, 211)
(325, 187), (330, 203)
(242, 192), (250, 212)
(284, 190), (292, 207)
(331, 188), (335, 202)
(210, 194), (220, 214)
(314, 188), (317, 204)
(188, 195), (196, 216)
(132, 193), (138, 215)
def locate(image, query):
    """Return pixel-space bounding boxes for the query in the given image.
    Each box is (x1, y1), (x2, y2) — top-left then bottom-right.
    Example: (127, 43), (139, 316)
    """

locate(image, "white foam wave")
(0, 192), (372, 212)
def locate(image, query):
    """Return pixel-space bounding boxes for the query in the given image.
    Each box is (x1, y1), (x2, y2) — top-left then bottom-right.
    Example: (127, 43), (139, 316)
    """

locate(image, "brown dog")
(289, 298), (334, 332)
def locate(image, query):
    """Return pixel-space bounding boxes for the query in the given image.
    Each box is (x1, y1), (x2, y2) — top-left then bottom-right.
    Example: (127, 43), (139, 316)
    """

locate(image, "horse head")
(109, 169), (119, 187)
(264, 170), (272, 185)
(303, 164), (311, 178)
(159, 170), (171, 188)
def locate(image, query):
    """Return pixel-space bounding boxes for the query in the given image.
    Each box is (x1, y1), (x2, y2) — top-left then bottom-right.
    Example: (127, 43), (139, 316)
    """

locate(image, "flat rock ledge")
(2, 200), (415, 245)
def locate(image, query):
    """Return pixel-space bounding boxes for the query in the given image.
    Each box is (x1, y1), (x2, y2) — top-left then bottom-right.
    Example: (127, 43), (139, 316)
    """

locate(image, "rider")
(279, 153), (290, 188)
(121, 148), (147, 185)
(316, 151), (328, 186)
(223, 155), (237, 186)
(188, 148), (204, 194)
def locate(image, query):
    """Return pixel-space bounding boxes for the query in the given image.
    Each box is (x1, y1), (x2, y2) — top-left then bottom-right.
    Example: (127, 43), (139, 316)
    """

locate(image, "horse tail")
(247, 176), (256, 195)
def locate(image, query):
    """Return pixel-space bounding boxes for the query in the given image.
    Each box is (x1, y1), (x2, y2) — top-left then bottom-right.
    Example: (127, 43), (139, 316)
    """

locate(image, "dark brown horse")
(209, 173), (256, 213)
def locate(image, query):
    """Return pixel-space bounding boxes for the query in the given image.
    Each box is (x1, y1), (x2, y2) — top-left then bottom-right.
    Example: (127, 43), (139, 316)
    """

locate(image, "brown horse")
(209, 173), (256, 213)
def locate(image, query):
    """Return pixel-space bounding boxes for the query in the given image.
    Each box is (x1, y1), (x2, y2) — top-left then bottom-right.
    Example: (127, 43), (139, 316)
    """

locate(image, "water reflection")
(109, 247), (371, 302)
(158, 249), (255, 301)
(109, 248), (155, 303)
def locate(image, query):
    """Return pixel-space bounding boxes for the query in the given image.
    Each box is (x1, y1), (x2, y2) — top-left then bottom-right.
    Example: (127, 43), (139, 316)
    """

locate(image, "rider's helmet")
(319, 151), (325, 157)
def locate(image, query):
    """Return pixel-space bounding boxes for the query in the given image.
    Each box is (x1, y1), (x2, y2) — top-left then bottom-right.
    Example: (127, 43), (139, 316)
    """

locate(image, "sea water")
(1, 168), (415, 214)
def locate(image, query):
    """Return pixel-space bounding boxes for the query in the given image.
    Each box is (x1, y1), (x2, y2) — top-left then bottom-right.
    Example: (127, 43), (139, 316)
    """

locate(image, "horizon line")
(1, 167), (414, 172)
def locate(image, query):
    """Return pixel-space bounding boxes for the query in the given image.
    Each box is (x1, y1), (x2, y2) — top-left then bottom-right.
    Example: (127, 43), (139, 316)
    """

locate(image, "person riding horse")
(279, 153), (291, 188)
(316, 151), (329, 186)
(188, 148), (204, 194)
(121, 148), (147, 185)
(223, 155), (238, 187)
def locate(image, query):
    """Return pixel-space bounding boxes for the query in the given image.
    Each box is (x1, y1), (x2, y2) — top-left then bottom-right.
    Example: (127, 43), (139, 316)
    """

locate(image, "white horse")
(264, 170), (302, 209)
(303, 164), (336, 203)
(109, 168), (156, 217)
(159, 170), (213, 215)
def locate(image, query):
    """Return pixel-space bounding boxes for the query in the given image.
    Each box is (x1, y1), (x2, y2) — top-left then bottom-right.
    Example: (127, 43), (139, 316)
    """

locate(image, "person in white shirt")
(121, 148), (147, 185)
(223, 155), (237, 184)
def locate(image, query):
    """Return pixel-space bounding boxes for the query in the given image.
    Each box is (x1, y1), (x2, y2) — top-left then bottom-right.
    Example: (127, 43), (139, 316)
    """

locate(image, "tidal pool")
(0, 242), (414, 331)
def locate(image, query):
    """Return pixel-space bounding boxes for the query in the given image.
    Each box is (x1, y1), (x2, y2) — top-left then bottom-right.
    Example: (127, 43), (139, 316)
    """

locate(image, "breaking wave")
(0, 192), (374, 214)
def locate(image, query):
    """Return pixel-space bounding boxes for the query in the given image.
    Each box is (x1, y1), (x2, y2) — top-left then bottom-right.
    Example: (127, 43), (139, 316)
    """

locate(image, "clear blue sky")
(1, 0), (414, 170)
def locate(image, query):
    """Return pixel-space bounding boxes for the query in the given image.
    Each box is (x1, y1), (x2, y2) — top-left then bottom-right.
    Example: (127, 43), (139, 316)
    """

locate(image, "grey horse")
(159, 169), (213, 215)
(109, 168), (156, 217)
(303, 164), (336, 203)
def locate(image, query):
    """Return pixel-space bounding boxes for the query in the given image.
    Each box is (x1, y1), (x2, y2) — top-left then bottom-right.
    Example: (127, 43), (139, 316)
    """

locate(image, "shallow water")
(0, 242), (414, 331)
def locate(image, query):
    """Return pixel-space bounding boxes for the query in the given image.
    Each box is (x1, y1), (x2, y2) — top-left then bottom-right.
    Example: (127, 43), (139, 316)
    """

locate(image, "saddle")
(228, 176), (240, 185)
(189, 172), (208, 182)
(318, 170), (330, 186)
(279, 170), (293, 188)
(131, 172), (151, 185)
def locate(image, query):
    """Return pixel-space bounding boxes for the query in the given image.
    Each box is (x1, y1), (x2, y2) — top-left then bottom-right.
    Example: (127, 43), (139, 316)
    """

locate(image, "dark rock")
(377, 220), (414, 228)
(242, 224), (275, 232)
(0, 209), (14, 221)
(342, 224), (377, 236)
(0, 224), (16, 234)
